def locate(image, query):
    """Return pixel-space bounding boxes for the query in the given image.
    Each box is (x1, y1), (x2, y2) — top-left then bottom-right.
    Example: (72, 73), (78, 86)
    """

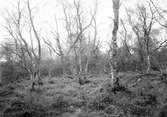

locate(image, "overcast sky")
(0, 0), (166, 51)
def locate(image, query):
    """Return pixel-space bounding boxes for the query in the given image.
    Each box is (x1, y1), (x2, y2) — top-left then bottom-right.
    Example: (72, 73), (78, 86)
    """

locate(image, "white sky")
(0, 0), (166, 51)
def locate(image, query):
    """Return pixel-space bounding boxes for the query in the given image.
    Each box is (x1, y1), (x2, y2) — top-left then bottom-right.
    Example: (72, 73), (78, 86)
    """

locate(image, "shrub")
(3, 100), (46, 117)
(51, 95), (75, 116)
(0, 61), (28, 84)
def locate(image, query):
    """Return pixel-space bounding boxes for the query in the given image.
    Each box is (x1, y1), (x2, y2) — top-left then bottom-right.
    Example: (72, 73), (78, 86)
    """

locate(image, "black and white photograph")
(0, 0), (167, 116)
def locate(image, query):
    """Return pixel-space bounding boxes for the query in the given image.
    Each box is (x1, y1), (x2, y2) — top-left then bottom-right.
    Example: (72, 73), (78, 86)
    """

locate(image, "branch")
(66, 0), (95, 56)
(27, 0), (41, 61)
(151, 39), (167, 54)
(43, 37), (61, 56)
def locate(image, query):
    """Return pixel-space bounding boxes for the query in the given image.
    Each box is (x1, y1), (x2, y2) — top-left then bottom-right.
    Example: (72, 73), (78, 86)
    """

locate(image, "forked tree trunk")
(110, 0), (120, 85)
(28, 1), (42, 88)
(30, 63), (41, 91)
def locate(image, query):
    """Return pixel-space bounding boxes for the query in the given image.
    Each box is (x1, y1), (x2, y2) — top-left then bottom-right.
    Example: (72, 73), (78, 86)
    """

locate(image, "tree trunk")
(85, 56), (89, 78)
(79, 52), (82, 76)
(79, 39), (82, 76)
(30, 62), (42, 91)
(110, 0), (120, 85)
(48, 70), (51, 78)
(36, 60), (42, 84)
(147, 54), (151, 73)
(30, 73), (35, 91)
(61, 55), (65, 78)
(73, 47), (78, 76)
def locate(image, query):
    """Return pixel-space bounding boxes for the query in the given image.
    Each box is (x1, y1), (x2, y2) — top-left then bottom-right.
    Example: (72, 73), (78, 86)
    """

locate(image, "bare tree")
(133, 5), (155, 73)
(120, 19), (132, 56)
(127, 4), (167, 73)
(110, 0), (120, 85)
(84, 1), (98, 78)
(27, 0), (42, 85)
(3, 0), (42, 90)
(127, 15), (143, 72)
(71, 0), (96, 77)
(44, 16), (66, 77)
(44, 0), (96, 79)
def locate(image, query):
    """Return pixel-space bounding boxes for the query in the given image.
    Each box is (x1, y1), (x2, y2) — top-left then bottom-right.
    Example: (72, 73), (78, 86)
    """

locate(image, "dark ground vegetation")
(0, 72), (167, 117)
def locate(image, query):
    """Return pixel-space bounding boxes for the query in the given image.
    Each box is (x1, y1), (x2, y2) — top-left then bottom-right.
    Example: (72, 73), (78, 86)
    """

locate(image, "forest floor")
(0, 72), (167, 117)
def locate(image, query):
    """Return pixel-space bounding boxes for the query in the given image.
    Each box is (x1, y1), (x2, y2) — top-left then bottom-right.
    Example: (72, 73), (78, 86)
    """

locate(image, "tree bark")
(110, 0), (120, 85)
(78, 38), (83, 76)
(85, 56), (89, 78)
(30, 73), (35, 91)
(28, 0), (42, 86)
(78, 50), (82, 76)
(60, 55), (65, 77)
(147, 54), (151, 73)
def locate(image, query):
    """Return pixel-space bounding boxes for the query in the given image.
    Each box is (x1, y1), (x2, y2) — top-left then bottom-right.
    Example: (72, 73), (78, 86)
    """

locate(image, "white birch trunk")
(110, 0), (120, 85)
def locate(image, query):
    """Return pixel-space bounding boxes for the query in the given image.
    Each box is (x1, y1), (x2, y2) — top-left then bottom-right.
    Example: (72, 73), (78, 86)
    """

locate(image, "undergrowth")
(0, 73), (167, 117)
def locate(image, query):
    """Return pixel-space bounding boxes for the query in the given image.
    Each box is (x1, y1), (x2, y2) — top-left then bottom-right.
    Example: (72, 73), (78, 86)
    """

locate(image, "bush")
(3, 100), (46, 117)
(51, 64), (63, 77)
(51, 95), (76, 116)
(0, 61), (28, 84)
